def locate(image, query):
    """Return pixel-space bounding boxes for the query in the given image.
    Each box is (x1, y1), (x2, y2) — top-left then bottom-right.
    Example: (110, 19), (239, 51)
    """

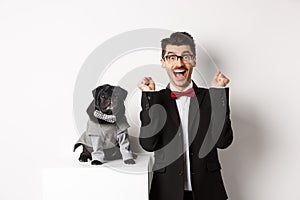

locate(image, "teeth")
(174, 70), (185, 72)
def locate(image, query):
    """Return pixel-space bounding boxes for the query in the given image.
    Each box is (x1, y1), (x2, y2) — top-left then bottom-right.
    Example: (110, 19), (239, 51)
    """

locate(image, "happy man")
(138, 32), (233, 200)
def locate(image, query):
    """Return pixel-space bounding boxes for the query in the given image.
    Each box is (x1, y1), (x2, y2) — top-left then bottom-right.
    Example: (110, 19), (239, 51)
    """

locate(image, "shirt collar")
(170, 81), (193, 92)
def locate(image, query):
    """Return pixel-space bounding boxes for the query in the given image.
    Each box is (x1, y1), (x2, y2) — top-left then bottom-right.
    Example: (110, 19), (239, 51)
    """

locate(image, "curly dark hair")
(161, 32), (196, 58)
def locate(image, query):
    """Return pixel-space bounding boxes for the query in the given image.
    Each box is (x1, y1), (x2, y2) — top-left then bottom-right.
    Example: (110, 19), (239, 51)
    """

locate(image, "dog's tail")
(73, 143), (82, 152)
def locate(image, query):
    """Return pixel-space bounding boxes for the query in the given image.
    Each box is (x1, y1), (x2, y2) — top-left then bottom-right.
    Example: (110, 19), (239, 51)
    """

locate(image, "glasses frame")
(163, 54), (195, 63)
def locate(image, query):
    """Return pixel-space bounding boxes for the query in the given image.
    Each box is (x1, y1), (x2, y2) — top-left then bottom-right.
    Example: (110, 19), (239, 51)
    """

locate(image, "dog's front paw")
(124, 159), (135, 165)
(132, 153), (138, 159)
(91, 160), (103, 165)
(79, 153), (92, 162)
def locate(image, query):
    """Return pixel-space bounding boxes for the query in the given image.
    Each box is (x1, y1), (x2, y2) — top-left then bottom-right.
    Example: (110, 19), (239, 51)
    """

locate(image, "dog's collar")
(93, 110), (116, 123)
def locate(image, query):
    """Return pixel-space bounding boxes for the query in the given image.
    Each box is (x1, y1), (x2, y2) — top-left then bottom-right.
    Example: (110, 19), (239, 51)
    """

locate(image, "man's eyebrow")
(165, 51), (192, 55)
(165, 51), (175, 55)
(181, 51), (193, 54)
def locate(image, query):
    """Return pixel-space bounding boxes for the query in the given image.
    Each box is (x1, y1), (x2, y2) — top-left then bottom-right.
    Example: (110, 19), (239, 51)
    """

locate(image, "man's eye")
(169, 55), (176, 60)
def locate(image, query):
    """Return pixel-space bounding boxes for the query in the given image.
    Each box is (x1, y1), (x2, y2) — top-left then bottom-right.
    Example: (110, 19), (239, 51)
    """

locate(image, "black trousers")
(184, 191), (193, 200)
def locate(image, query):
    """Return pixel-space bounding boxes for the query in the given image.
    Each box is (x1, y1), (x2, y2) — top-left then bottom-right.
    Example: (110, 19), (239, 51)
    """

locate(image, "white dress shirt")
(170, 82), (193, 191)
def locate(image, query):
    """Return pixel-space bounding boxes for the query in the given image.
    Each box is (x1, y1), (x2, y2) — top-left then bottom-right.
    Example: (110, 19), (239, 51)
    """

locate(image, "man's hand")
(211, 71), (230, 87)
(138, 77), (156, 91)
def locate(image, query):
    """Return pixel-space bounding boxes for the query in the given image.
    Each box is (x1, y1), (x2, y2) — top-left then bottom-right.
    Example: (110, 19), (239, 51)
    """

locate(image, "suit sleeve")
(209, 88), (234, 149)
(139, 91), (165, 152)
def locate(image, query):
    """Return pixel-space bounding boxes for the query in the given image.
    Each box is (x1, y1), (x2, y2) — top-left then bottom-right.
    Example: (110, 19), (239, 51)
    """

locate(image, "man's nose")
(174, 57), (184, 67)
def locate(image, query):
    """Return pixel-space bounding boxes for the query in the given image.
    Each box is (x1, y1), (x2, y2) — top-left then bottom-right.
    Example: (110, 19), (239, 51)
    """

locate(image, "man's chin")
(172, 79), (190, 89)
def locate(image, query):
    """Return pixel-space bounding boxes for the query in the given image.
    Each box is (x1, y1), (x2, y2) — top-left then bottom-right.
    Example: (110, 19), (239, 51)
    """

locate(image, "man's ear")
(161, 58), (166, 68)
(191, 56), (196, 67)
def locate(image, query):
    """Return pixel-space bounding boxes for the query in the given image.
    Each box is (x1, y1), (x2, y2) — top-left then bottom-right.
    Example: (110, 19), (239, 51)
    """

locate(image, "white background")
(1, 0), (300, 199)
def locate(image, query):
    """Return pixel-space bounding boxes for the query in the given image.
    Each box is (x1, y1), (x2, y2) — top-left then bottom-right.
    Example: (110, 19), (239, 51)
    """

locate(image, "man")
(138, 32), (233, 200)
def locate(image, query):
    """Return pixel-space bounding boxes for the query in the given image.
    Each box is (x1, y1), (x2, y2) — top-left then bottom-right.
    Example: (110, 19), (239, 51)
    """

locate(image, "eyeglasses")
(163, 54), (194, 63)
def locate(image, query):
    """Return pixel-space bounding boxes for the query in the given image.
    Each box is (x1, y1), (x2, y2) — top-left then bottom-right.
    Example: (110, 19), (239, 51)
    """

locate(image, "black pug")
(74, 84), (136, 165)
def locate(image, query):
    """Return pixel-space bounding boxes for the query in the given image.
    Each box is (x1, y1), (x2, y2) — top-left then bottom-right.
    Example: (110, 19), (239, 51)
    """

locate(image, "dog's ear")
(92, 85), (105, 98)
(92, 88), (97, 98)
(113, 86), (128, 100)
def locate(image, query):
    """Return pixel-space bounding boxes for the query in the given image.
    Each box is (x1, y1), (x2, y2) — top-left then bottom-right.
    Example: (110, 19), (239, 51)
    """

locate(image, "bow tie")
(170, 88), (195, 100)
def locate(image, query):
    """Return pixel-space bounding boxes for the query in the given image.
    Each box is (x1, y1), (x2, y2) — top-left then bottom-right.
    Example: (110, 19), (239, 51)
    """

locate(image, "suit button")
(178, 171), (183, 175)
(221, 97), (225, 106)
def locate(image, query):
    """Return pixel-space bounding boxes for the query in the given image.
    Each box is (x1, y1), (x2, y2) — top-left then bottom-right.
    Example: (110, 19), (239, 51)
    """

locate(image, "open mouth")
(173, 69), (187, 80)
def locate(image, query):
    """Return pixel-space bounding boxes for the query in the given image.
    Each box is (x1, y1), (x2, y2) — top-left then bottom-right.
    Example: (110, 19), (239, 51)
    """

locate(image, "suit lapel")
(165, 85), (181, 127)
(188, 81), (205, 142)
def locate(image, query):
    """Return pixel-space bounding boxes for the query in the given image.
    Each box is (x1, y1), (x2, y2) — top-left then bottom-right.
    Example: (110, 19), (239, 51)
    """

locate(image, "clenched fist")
(138, 77), (156, 91)
(211, 71), (230, 87)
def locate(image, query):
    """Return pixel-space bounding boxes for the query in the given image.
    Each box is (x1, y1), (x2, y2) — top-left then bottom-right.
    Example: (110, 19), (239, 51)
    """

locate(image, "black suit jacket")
(139, 81), (233, 200)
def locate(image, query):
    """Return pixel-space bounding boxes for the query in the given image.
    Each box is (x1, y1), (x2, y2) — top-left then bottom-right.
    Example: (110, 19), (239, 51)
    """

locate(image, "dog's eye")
(100, 95), (105, 98)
